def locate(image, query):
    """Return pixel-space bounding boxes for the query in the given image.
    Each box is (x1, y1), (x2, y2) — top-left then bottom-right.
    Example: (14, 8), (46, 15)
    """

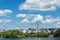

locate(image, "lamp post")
(36, 23), (39, 40)
(32, 23), (39, 40)
(37, 23), (39, 33)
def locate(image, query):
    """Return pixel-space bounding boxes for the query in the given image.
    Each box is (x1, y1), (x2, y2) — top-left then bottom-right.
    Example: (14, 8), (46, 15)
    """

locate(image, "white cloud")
(21, 19), (29, 23)
(42, 19), (53, 23)
(42, 17), (60, 24)
(45, 15), (52, 19)
(19, 0), (60, 11)
(5, 20), (11, 23)
(15, 27), (20, 29)
(31, 15), (43, 23)
(16, 14), (44, 23)
(0, 19), (11, 23)
(0, 9), (12, 16)
(16, 13), (60, 28)
(16, 14), (37, 18)
(16, 14), (60, 28)
(16, 14), (26, 18)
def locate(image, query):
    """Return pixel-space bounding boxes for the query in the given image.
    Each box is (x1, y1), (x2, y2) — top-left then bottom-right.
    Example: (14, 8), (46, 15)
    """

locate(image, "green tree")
(54, 29), (60, 37)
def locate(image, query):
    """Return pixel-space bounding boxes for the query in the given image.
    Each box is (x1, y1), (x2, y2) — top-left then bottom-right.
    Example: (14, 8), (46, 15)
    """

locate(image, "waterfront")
(0, 38), (60, 40)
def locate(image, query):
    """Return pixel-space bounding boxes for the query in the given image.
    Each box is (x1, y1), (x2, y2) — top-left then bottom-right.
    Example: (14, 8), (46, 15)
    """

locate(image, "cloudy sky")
(0, 0), (60, 30)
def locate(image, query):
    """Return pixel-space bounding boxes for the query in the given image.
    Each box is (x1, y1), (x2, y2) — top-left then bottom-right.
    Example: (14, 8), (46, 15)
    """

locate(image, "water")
(0, 38), (60, 40)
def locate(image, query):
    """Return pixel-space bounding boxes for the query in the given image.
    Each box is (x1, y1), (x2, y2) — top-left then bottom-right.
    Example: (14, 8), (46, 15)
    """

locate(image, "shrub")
(54, 29), (60, 37)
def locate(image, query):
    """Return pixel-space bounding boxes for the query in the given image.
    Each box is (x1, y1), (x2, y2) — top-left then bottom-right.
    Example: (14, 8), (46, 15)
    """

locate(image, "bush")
(54, 29), (60, 37)
(0, 30), (50, 38)
(37, 32), (49, 37)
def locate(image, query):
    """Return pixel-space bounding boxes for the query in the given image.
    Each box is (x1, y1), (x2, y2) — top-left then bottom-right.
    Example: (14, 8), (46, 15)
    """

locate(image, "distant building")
(22, 29), (28, 33)
(21, 28), (57, 34)
(28, 28), (36, 33)
(39, 28), (57, 33)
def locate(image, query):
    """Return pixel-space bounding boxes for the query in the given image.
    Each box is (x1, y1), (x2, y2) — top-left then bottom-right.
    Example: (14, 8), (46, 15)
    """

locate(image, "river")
(0, 38), (60, 40)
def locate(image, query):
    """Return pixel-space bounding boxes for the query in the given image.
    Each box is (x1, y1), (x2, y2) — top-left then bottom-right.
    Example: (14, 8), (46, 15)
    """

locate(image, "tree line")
(0, 29), (60, 38)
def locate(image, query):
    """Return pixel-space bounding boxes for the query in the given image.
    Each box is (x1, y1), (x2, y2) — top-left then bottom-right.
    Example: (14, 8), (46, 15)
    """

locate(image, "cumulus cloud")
(16, 14), (37, 18)
(16, 14), (26, 18)
(42, 17), (60, 24)
(0, 19), (11, 23)
(16, 14), (60, 24)
(15, 27), (20, 29)
(0, 9), (12, 16)
(16, 14), (43, 23)
(31, 15), (43, 23)
(21, 19), (29, 23)
(16, 14), (60, 28)
(19, 0), (60, 11)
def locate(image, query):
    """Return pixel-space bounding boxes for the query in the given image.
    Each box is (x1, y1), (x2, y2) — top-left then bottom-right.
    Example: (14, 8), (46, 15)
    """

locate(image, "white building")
(21, 28), (57, 34)
(22, 29), (28, 33)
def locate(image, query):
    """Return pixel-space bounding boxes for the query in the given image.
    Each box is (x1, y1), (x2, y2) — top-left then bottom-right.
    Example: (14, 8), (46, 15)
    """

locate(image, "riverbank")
(0, 29), (60, 38)
(0, 37), (60, 40)
(0, 30), (53, 38)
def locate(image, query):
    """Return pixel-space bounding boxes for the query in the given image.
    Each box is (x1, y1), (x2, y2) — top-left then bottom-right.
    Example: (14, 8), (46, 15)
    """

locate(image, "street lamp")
(36, 23), (39, 40)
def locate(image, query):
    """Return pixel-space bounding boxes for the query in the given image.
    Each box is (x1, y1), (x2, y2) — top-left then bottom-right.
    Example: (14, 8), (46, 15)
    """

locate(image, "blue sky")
(0, 0), (60, 30)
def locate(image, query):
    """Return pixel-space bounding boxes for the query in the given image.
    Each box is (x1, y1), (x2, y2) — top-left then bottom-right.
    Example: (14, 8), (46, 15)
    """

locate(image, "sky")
(0, 0), (60, 30)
